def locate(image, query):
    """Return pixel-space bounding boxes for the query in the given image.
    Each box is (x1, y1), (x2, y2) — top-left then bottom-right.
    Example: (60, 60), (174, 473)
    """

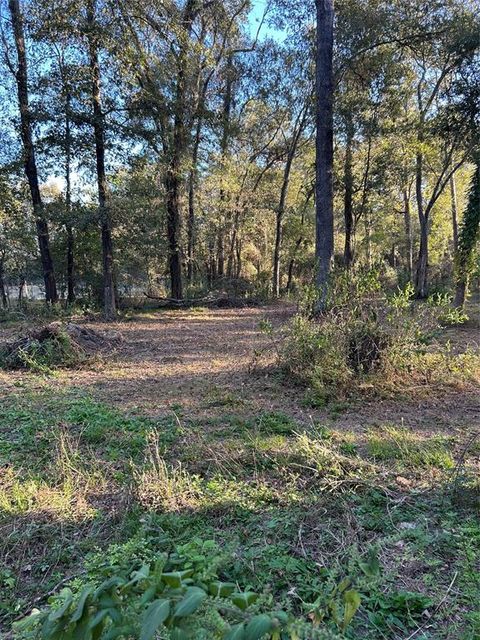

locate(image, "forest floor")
(1, 301), (479, 638)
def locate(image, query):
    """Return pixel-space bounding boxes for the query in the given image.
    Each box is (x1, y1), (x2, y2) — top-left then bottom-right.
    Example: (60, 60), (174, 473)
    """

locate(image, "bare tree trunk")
(8, 0), (57, 304)
(18, 276), (26, 306)
(414, 116), (428, 298)
(272, 150), (295, 296)
(217, 56), (234, 281)
(164, 0), (198, 299)
(0, 261), (8, 308)
(343, 115), (354, 268)
(364, 208), (372, 268)
(314, 0), (334, 310)
(235, 237), (242, 278)
(187, 115), (202, 282)
(272, 107), (307, 296)
(64, 90), (75, 305)
(86, 0), (116, 318)
(403, 189), (413, 279)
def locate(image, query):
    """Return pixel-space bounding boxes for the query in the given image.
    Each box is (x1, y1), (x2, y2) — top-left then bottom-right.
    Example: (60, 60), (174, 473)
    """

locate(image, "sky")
(247, 0), (286, 42)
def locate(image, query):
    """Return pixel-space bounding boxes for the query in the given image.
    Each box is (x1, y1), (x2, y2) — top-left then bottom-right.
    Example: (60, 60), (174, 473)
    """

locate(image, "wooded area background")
(0, 0), (479, 316)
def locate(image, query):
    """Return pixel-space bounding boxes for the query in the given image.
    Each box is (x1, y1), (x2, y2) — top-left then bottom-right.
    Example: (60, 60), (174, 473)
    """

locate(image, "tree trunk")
(314, 0), (334, 310)
(217, 231), (225, 278)
(272, 149), (295, 296)
(343, 115), (354, 268)
(8, 0), (57, 303)
(414, 119), (428, 298)
(86, 0), (116, 319)
(187, 115), (202, 282)
(165, 0), (198, 299)
(0, 262), (8, 308)
(415, 216), (429, 298)
(403, 189), (413, 279)
(18, 276), (26, 306)
(66, 224), (75, 304)
(64, 90), (75, 305)
(450, 171), (459, 253)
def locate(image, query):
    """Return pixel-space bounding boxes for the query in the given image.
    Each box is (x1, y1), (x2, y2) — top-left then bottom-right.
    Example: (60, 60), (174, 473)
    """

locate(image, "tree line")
(0, 0), (479, 316)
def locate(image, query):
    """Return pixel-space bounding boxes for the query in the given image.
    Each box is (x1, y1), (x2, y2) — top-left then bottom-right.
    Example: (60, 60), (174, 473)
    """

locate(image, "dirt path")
(2, 302), (478, 438)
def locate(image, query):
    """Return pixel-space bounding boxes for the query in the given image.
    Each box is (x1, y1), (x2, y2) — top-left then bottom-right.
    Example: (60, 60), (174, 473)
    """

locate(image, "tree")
(85, 0), (116, 318)
(315, 0), (334, 309)
(7, 0), (58, 303)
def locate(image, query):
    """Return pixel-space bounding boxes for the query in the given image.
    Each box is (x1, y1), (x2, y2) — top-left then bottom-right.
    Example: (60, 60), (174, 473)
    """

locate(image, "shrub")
(13, 537), (355, 640)
(278, 276), (476, 400)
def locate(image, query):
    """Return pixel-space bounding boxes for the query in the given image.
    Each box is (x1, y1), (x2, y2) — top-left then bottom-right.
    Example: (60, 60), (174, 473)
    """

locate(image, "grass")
(1, 386), (479, 638)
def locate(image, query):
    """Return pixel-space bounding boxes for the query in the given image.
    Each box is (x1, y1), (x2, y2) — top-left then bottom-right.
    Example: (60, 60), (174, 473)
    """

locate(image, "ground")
(0, 302), (479, 638)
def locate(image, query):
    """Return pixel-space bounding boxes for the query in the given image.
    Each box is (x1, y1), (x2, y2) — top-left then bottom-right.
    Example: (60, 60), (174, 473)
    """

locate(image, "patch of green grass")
(256, 411), (298, 435)
(367, 426), (455, 469)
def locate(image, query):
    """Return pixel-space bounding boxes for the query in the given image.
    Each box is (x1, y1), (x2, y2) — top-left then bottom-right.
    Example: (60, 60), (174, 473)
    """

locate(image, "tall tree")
(315, 0), (334, 309)
(85, 0), (116, 318)
(7, 0), (58, 303)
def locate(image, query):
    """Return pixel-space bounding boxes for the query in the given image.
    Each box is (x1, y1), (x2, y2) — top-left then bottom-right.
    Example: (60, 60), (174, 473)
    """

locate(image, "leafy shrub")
(13, 537), (354, 640)
(278, 275), (476, 400)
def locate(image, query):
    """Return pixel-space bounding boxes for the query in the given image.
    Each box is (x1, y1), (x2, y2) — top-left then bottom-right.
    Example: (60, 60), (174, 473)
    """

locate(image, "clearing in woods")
(1, 303), (479, 638)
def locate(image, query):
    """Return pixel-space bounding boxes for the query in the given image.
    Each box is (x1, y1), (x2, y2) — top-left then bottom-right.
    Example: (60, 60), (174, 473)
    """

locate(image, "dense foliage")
(0, 0), (478, 310)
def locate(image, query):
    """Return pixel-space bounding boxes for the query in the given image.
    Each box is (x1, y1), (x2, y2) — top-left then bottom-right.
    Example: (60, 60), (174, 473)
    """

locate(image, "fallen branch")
(143, 293), (252, 308)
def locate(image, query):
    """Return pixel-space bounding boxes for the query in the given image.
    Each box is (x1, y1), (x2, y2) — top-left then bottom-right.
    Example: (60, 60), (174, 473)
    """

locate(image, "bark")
(217, 55), (234, 280)
(64, 89), (75, 305)
(165, 0), (198, 299)
(414, 118), (428, 298)
(187, 114), (202, 282)
(314, 0), (334, 310)
(450, 171), (459, 252)
(403, 189), (413, 279)
(0, 262), (8, 308)
(86, 0), (116, 319)
(8, 0), (58, 303)
(272, 107), (307, 297)
(18, 276), (26, 306)
(343, 115), (354, 268)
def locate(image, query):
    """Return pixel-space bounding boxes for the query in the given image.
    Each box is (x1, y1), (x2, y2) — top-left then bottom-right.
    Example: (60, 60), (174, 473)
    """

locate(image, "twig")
(402, 571), (458, 640)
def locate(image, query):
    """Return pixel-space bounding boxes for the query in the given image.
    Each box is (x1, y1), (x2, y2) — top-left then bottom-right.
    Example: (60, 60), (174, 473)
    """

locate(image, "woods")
(0, 0), (478, 312)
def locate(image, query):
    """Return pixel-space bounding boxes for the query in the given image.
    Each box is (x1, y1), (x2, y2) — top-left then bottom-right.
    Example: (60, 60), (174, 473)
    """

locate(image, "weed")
(367, 427), (454, 469)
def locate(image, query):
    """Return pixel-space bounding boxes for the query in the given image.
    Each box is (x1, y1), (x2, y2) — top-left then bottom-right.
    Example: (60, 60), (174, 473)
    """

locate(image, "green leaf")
(124, 564), (150, 587)
(209, 581), (236, 597)
(359, 549), (380, 578)
(342, 590), (361, 631)
(140, 585), (157, 605)
(244, 614), (272, 640)
(173, 586), (207, 618)
(71, 586), (93, 622)
(140, 599), (171, 640)
(48, 589), (73, 622)
(224, 623), (245, 640)
(161, 570), (194, 588)
(231, 592), (258, 611)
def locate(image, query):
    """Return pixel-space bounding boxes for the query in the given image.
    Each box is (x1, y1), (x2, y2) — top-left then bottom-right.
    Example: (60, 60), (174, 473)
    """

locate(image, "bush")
(278, 275), (474, 400)
(13, 537), (354, 640)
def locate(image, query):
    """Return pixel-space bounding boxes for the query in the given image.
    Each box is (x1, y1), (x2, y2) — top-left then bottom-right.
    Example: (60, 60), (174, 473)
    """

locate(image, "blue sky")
(248, 0), (286, 41)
